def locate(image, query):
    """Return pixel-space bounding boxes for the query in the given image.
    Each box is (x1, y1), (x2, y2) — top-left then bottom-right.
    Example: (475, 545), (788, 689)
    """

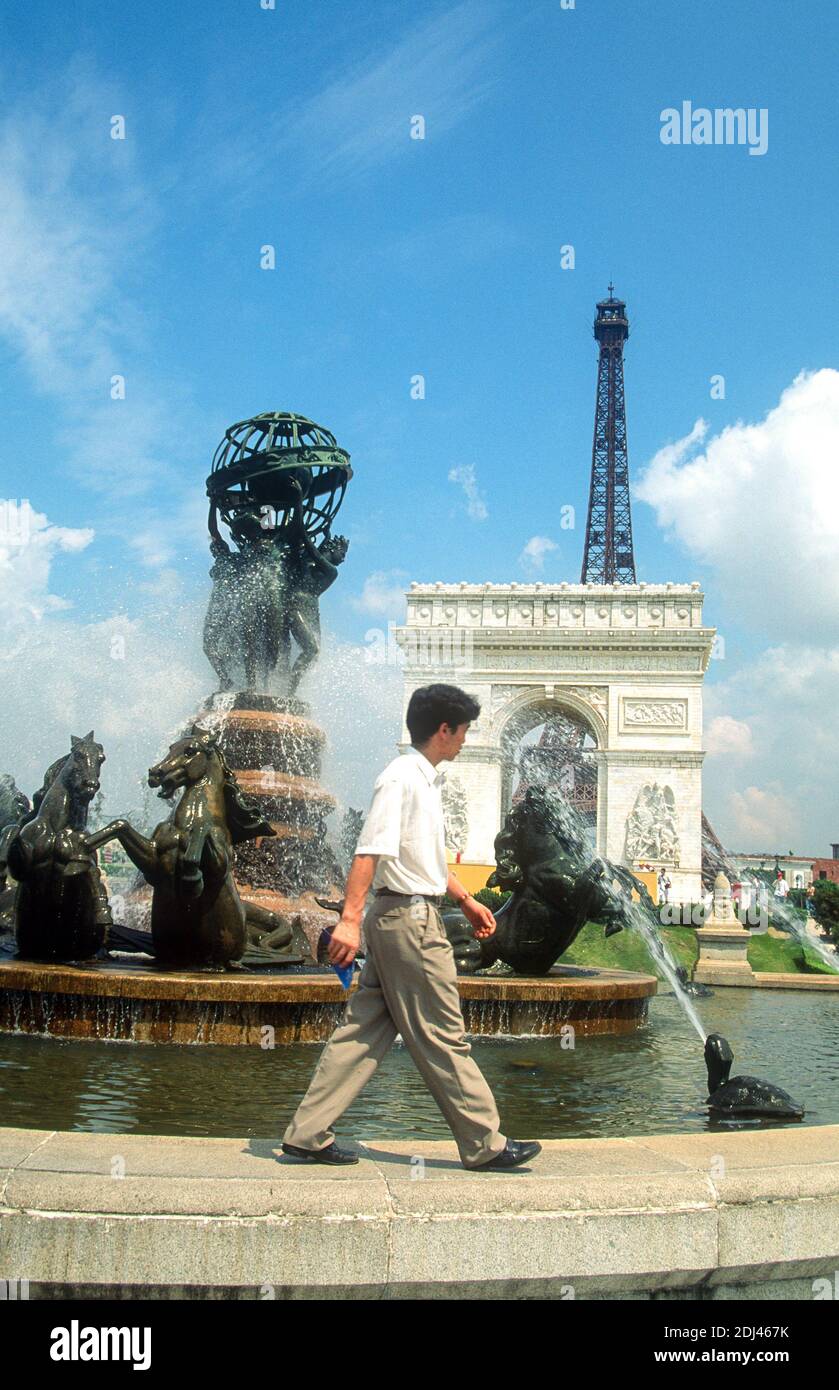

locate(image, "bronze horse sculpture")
(443, 784), (653, 975)
(6, 732), (112, 962)
(88, 727), (290, 970)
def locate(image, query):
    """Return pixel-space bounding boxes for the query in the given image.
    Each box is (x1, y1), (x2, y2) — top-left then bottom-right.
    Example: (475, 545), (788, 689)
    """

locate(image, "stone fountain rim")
(0, 958), (656, 1004)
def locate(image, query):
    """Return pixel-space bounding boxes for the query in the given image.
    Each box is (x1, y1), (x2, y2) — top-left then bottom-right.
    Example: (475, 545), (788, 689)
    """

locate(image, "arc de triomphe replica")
(393, 581), (715, 904)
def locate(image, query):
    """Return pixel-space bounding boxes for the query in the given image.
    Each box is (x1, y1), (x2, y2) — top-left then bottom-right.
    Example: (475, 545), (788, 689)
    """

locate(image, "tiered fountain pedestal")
(198, 691), (344, 960)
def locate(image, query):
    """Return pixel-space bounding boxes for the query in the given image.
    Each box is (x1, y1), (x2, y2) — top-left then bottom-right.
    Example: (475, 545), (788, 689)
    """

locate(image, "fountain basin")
(0, 958), (655, 1045)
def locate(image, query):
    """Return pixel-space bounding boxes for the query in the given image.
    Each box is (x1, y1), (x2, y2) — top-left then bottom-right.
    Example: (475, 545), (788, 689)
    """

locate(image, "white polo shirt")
(354, 746), (449, 895)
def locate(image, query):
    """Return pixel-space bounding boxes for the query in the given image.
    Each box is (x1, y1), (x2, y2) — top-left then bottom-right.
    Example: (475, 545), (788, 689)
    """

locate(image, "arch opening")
(499, 700), (599, 852)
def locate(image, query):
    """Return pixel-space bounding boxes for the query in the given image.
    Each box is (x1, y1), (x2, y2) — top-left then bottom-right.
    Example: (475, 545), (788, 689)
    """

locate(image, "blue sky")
(0, 0), (837, 852)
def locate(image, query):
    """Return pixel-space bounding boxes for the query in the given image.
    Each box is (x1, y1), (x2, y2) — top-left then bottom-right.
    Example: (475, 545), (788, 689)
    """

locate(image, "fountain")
(764, 892), (839, 974)
(0, 409), (669, 1046)
(196, 412), (352, 954)
(0, 406), (815, 1128)
(0, 413), (355, 1041)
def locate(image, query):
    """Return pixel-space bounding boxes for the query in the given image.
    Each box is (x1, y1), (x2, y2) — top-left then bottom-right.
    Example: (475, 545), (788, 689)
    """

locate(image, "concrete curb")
(2, 1123), (838, 1299)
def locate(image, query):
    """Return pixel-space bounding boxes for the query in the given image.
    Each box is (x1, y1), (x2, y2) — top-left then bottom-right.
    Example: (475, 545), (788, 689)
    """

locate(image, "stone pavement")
(2, 1123), (838, 1298)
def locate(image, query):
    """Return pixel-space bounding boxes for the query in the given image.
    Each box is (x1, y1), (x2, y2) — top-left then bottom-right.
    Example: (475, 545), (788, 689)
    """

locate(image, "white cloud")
(0, 503), (408, 839)
(519, 535), (558, 574)
(704, 715), (754, 760)
(448, 463), (488, 521)
(704, 644), (839, 854)
(307, 632), (406, 817)
(0, 503), (208, 821)
(350, 569), (410, 617)
(0, 64), (205, 564)
(0, 501), (94, 652)
(635, 369), (839, 641)
(727, 786), (795, 849)
(640, 373), (839, 853)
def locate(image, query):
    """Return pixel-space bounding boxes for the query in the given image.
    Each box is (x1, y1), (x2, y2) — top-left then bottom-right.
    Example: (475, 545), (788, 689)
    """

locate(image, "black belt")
(374, 888), (444, 908)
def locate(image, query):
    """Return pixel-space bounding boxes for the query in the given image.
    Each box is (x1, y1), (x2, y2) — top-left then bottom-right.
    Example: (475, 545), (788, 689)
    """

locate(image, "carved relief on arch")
(564, 685), (608, 729)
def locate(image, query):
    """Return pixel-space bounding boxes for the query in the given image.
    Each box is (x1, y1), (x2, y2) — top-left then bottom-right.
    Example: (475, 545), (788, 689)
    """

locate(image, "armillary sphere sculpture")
(203, 412), (352, 693)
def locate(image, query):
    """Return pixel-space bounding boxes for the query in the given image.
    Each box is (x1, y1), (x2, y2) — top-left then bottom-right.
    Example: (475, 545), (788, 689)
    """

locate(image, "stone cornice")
(402, 672), (709, 686)
(402, 652), (710, 676)
(407, 582), (703, 597)
(394, 627), (715, 646)
(399, 583), (712, 640)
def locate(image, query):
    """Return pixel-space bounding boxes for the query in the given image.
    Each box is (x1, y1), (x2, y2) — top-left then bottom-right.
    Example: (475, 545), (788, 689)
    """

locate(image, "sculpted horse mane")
(492, 784), (588, 889)
(190, 728), (272, 845)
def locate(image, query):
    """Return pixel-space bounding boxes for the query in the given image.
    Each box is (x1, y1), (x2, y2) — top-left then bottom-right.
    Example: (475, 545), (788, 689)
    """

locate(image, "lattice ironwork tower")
(580, 287), (637, 583)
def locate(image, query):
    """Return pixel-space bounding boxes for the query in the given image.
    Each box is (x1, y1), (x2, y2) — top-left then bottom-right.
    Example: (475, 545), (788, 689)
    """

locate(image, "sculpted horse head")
(27, 731), (105, 830)
(148, 726), (272, 844)
(9, 732), (109, 961)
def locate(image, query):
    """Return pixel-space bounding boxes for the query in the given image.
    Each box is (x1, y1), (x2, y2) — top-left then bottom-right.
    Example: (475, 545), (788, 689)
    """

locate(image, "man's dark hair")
(406, 684), (481, 744)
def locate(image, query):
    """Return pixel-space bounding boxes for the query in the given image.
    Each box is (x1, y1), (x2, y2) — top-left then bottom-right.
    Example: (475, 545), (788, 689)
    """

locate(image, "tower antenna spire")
(580, 287), (637, 584)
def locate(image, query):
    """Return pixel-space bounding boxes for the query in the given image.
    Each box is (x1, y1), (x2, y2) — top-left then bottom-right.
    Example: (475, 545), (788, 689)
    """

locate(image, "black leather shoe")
(468, 1139), (542, 1171)
(281, 1140), (359, 1165)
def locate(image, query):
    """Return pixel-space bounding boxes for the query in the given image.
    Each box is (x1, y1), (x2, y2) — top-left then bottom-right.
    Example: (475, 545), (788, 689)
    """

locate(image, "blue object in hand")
(318, 926), (355, 991)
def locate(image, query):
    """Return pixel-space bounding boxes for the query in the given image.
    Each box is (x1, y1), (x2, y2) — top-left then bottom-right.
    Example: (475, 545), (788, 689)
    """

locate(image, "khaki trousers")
(282, 894), (507, 1168)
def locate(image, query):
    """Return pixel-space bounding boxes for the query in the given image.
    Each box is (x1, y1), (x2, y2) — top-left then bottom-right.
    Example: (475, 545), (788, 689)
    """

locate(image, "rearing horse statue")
(7, 732), (111, 962)
(442, 784), (649, 975)
(87, 727), (277, 969)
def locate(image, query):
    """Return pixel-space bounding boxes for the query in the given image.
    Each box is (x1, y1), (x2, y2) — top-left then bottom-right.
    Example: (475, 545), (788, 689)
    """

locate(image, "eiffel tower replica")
(514, 289), (639, 830)
(580, 287), (637, 583)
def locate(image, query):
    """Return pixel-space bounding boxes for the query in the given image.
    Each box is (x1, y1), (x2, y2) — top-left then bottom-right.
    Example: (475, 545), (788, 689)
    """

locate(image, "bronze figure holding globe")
(202, 412), (351, 694)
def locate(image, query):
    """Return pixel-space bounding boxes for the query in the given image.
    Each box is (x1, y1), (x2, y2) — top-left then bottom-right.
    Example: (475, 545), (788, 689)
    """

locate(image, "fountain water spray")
(518, 759), (708, 1041)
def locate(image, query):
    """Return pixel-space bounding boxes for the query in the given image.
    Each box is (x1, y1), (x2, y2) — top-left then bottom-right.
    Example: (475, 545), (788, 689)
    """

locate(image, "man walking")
(281, 683), (541, 1171)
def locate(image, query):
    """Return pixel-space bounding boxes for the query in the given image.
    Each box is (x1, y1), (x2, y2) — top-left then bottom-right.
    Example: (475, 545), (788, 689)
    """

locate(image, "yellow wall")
(446, 858), (659, 903)
(445, 856), (495, 894)
(633, 870), (659, 903)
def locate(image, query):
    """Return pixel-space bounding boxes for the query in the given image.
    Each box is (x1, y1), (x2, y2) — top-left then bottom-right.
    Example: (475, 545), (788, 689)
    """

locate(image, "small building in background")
(729, 852), (823, 891)
(811, 845), (839, 885)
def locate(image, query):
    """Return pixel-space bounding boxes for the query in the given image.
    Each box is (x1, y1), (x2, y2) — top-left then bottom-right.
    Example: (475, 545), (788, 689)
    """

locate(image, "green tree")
(812, 880), (839, 943)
